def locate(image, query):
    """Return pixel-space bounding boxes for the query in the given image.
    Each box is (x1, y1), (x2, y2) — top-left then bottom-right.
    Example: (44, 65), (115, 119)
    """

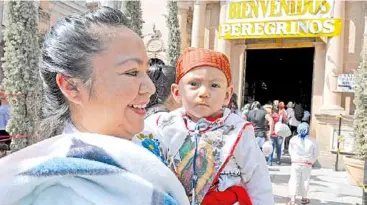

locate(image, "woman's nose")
(141, 73), (156, 96)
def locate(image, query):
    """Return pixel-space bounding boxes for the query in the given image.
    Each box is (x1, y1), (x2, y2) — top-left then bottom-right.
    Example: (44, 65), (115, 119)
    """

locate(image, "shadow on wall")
(341, 1), (366, 115)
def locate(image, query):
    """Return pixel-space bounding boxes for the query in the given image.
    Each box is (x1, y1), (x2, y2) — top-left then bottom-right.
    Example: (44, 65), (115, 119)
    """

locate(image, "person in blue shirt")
(0, 87), (10, 147)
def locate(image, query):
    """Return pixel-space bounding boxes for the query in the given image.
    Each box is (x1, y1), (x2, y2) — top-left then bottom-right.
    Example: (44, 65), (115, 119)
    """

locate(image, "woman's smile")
(128, 103), (148, 116)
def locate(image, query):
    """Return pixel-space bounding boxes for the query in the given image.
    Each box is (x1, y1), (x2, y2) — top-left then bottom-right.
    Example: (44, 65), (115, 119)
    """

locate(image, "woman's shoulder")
(0, 163), (180, 205)
(0, 133), (189, 205)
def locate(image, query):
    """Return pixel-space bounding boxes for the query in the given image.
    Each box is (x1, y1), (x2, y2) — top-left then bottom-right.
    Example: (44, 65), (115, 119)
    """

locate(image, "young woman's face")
(75, 28), (155, 139)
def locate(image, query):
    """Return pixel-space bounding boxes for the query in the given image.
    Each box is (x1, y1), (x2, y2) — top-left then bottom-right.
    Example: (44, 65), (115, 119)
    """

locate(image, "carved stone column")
(178, 4), (189, 52)
(319, 1), (346, 115)
(191, 1), (206, 48)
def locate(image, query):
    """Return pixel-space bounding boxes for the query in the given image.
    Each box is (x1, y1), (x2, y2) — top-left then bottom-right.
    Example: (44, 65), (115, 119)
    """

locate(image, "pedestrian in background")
(246, 101), (272, 149)
(288, 122), (319, 205)
(241, 103), (251, 120)
(0, 87), (10, 147)
(229, 93), (242, 115)
(285, 101), (300, 154)
(268, 107), (285, 166)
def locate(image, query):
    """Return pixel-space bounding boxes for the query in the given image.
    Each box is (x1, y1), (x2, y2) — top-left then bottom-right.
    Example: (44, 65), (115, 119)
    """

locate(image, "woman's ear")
(56, 74), (84, 105)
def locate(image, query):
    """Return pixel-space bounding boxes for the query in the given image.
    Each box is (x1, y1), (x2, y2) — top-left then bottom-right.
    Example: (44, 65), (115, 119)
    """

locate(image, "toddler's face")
(172, 66), (233, 122)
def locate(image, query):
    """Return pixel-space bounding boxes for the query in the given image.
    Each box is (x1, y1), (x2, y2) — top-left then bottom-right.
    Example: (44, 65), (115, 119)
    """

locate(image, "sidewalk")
(269, 164), (363, 205)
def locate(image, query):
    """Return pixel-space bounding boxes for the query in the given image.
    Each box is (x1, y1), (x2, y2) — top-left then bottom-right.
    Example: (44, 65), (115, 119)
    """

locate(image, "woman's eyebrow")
(116, 56), (143, 66)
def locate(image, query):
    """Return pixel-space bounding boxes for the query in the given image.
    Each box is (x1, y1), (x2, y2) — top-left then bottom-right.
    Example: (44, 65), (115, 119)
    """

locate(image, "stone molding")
(315, 114), (354, 126)
(51, 1), (88, 17)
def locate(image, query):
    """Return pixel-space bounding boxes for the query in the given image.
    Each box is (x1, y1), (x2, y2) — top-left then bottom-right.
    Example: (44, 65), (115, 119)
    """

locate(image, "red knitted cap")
(176, 47), (232, 85)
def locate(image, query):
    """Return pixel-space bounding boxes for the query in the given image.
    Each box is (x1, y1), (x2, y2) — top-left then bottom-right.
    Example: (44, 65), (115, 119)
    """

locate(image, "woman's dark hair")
(229, 93), (238, 110)
(0, 143), (9, 151)
(38, 7), (130, 140)
(147, 65), (176, 109)
(251, 101), (261, 110)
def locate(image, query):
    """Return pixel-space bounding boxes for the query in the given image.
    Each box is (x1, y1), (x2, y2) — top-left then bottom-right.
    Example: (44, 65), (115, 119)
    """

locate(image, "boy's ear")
(224, 85), (234, 105)
(171, 83), (181, 104)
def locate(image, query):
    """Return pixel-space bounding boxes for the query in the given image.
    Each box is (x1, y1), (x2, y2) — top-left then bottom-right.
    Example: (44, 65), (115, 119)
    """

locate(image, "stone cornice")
(177, 1), (192, 10)
(315, 114), (354, 126)
(51, 1), (88, 16)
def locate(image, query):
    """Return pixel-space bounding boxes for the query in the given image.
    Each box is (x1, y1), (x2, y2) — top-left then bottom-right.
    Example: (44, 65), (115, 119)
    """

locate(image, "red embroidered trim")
(182, 112), (229, 134)
(156, 115), (161, 126)
(205, 114), (223, 122)
(210, 122), (253, 191)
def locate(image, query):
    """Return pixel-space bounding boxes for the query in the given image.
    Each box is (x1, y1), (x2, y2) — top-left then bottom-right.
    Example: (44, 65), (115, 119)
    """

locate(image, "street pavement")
(269, 156), (363, 205)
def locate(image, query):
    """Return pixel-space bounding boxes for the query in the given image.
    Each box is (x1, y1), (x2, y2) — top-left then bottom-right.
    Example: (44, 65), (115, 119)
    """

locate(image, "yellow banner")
(219, 18), (342, 39)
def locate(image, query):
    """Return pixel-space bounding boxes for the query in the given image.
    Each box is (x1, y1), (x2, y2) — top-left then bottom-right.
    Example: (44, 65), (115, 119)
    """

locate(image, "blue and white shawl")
(0, 133), (189, 205)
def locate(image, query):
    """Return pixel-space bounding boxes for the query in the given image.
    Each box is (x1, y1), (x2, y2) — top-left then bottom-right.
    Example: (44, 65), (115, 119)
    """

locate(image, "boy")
(155, 48), (274, 205)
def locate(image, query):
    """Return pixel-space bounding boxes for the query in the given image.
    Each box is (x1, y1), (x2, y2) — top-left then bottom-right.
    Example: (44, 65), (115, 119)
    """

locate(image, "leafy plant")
(353, 39), (367, 160)
(166, 0), (181, 67)
(123, 0), (144, 37)
(2, 0), (42, 151)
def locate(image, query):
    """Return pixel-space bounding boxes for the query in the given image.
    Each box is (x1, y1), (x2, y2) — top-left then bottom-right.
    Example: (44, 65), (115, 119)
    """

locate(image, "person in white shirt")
(288, 122), (319, 205)
(285, 101), (300, 153)
(154, 48), (274, 205)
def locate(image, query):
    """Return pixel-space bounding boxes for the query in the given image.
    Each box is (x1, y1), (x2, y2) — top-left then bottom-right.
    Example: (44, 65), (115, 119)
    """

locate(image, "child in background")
(155, 48), (274, 205)
(288, 123), (319, 205)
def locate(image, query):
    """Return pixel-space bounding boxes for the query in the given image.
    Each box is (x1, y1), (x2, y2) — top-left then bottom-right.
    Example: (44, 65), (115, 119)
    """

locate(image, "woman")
(241, 103), (251, 120)
(134, 64), (180, 164)
(285, 101), (300, 153)
(246, 101), (272, 149)
(0, 7), (188, 205)
(228, 93), (241, 115)
(288, 123), (319, 205)
(278, 101), (288, 122)
(145, 64), (180, 124)
(268, 106), (286, 166)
